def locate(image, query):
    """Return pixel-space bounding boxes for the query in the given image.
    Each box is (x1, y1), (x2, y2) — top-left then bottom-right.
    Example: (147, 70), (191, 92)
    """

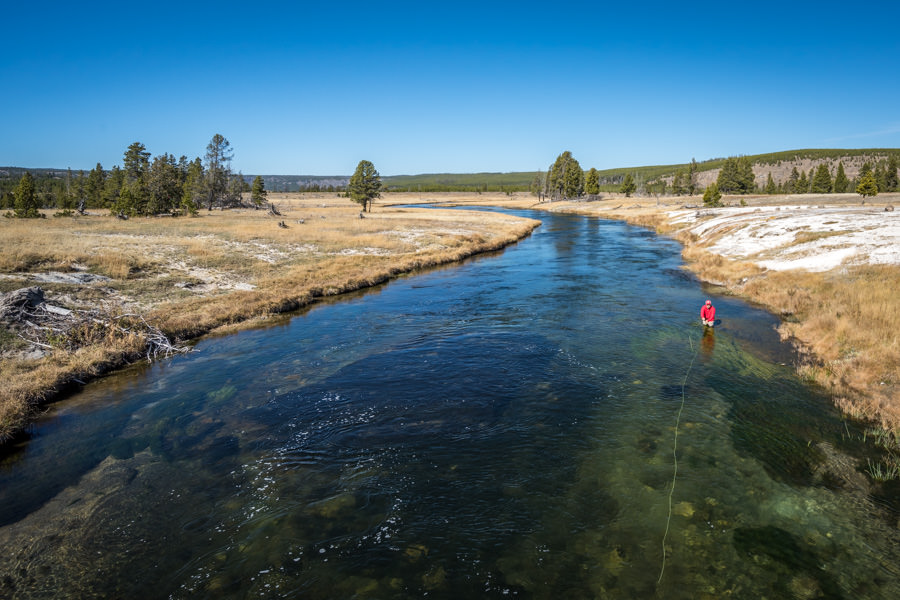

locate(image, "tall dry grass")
(673, 242), (900, 428)
(0, 197), (539, 442)
(520, 194), (900, 429)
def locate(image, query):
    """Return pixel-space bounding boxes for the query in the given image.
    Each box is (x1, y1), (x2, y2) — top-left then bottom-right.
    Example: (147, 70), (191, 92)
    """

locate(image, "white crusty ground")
(667, 205), (900, 272)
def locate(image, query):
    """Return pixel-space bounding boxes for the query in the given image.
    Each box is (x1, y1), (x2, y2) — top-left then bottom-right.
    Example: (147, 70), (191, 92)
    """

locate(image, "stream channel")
(2, 208), (899, 599)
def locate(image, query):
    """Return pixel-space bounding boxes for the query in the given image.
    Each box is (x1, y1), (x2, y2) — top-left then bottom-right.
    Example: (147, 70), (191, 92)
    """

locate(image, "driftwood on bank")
(1, 286), (188, 362)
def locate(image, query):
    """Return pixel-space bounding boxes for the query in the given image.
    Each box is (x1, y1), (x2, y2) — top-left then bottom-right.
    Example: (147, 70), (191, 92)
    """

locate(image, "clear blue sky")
(2, 1), (899, 176)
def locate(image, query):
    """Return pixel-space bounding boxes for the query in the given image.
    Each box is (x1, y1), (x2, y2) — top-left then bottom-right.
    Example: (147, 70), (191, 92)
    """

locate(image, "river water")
(1, 209), (899, 599)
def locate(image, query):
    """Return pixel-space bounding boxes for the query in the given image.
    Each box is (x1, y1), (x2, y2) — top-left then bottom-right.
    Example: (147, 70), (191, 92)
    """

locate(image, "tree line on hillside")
(2, 134), (274, 218)
(700, 157), (896, 206)
(529, 150), (899, 206)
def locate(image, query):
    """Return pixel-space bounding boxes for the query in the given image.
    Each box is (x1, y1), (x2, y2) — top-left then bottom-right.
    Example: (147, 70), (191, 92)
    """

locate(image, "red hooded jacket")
(701, 303), (715, 322)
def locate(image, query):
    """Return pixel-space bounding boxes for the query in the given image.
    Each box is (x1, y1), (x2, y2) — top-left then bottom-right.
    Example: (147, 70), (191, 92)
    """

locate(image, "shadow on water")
(733, 526), (844, 599)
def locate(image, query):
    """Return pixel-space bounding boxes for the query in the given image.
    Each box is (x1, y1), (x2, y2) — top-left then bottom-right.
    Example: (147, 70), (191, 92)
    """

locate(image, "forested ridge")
(3, 147), (900, 209)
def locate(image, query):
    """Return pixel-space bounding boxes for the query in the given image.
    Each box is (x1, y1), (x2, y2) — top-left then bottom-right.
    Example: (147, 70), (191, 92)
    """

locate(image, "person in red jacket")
(701, 299), (716, 326)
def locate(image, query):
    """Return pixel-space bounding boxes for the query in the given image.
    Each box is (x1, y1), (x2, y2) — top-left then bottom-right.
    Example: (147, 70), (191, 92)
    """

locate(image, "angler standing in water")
(700, 299), (716, 327)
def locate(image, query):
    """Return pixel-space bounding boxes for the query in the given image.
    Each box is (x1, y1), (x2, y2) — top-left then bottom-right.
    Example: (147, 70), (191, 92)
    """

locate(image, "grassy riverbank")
(5, 189), (898, 440)
(0, 193), (539, 443)
(502, 192), (900, 431)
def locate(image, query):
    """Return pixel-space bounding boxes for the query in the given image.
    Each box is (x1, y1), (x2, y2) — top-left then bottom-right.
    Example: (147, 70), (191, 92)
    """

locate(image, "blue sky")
(2, 1), (899, 176)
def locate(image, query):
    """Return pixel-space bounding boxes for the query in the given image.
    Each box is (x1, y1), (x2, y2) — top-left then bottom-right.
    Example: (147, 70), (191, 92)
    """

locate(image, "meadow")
(0, 193), (539, 442)
(4, 188), (899, 443)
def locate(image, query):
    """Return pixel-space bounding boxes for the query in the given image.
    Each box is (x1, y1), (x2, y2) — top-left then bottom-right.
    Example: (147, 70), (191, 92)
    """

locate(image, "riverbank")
(0, 193), (540, 444)
(5, 189), (898, 437)
(494, 192), (900, 431)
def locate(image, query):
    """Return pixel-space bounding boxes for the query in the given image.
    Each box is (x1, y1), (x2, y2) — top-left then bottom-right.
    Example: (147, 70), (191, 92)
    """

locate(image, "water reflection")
(1, 210), (898, 599)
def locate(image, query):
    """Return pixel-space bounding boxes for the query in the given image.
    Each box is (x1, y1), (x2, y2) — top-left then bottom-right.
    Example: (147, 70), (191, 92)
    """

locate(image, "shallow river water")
(2, 209), (899, 599)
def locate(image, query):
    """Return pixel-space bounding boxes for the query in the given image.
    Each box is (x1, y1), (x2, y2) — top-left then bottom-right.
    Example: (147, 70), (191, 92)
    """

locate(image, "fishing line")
(657, 332), (701, 586)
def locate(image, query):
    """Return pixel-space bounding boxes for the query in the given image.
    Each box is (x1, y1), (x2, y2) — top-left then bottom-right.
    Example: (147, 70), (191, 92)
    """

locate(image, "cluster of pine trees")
(3, 134), (272, 218)
(761, 157), (899, 196)
(533, 151), (626, 200)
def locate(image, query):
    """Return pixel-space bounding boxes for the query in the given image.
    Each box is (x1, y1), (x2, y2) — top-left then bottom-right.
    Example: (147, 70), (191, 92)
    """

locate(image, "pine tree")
(115, 182), (137, 216)
(584, 168), (600, 195)
(856, 171), (879, 200)
(13, 172), (42, 218)
(811, 164), (833, 194)
(86, 163), (106, 207)
(102, 166), (124, 209)
(547, 151), (583, 200)
(251, 175), (268, 209)
(833, 162), (849, 193)
(875, 161), (890, 192)
(348, 160), (383, 212)
(786, 167), (800, 194)
(181, 158), (204, 216)
(764, 172), (777, 195)
(884, 155), (899, 192)
(148, 153), (181, 214)
(796, 170), (809, 194)
(204, 134), (233, 210)
(716, 156), (754, 194)
(122, 141), (151, 214)
(703, 182), (722, 207)
(620, 173), (636, 197)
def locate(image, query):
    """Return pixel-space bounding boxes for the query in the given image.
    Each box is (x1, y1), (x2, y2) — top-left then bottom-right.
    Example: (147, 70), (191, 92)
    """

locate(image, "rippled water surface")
(2, 209), (899, 599)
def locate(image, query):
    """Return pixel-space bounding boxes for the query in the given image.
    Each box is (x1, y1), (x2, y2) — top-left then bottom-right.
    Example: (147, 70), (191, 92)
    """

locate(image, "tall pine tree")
(348, 160), (383, 212)
(584, 168), (600, 195)
(796, 169), (809, 194)
(251, 175), (268, 209)
(620, 173), (636, 197)
(833, 162), (849, 193)
(13, 172), (42, 218)
(884, 155), (899, 192)
(811, 164), (833, 193)
(547, 151), (584, 200)
(717, 156), (755, 194)
(857, 171), (879, 199)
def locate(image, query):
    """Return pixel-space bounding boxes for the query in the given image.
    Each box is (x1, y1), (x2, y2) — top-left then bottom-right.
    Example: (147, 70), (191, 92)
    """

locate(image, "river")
(1, 209), (898, 599)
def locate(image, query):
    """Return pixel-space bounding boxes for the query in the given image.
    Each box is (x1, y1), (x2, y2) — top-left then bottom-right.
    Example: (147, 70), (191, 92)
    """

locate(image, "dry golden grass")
(0, 334), (146, 439)
(0, 194), (539, 442)
(521, 193), (900, 429)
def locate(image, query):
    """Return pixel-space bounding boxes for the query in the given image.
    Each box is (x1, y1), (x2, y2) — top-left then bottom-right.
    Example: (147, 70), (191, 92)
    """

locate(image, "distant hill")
(257, 175), (349, 192)
(5, 148), (899, 195)
(378, 148), (900, 192)
(272, 148), (900, 193)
